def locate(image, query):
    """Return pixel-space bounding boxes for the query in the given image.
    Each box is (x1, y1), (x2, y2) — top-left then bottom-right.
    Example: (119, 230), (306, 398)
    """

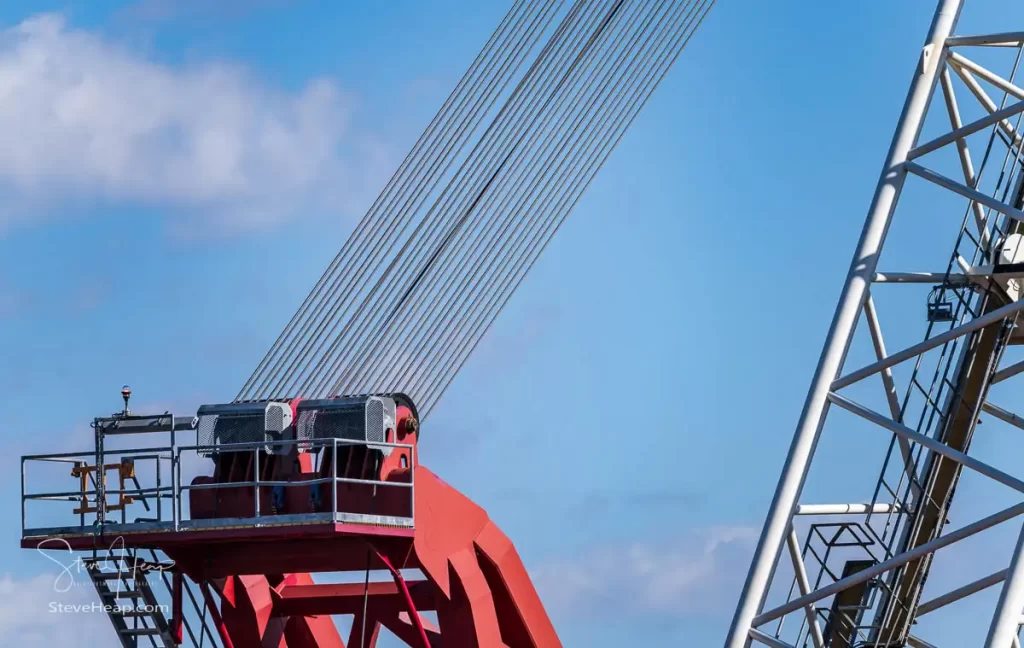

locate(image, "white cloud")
(0, 13), (383, 233)
(531, 526), (757, 617)
(121, 0), (288, 23)
(0, 573), (114, 647)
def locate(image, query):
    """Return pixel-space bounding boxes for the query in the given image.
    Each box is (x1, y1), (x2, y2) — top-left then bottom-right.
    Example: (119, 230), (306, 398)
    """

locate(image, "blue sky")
(4, 0), (1024, 646)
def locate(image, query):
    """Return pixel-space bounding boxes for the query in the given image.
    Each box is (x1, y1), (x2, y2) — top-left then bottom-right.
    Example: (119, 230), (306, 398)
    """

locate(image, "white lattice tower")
(727, 2), (1024, 647)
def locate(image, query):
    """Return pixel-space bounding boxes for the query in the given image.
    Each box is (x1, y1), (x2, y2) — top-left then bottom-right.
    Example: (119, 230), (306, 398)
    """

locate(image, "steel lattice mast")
(727, 1), (1024, 647)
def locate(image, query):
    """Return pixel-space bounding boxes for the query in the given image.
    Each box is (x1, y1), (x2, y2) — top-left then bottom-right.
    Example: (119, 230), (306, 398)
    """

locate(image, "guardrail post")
(156, 457), (162, 522)
(332, 438), (338, 521)
(254, 446), (260, 518)
(172, 435), (180, 532)
(94, 418), (105, 527)
(21, 457), (26, 535)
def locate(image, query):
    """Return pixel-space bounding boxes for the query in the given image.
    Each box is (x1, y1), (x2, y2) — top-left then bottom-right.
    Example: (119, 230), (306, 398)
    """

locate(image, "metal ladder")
(84, 551), (178, 648)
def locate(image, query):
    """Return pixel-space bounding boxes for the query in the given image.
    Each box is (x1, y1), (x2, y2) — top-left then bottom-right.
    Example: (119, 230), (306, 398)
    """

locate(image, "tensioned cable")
(237, 0), (529, 398)
(365, 0), (679, 399)
(255, 0), (567, 401)
(294, 0), (613, 399)
(245, 0), (555, 400)
(237, 0), (560, 400)
(417, 1), (716, 416)
(311, 0), (708, 405)
(417, 0), (717, 417)
(315, 0), (624, 398)
(338, 0), (656, 396)
(239, 0), (717, 415)
(336, 0), (711, 411)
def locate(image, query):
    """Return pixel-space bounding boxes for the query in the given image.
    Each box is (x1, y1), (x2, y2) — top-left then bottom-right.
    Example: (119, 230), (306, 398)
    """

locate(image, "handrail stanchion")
(77, 461), (85, 527)
(21, 457), (26, 535)
(332, 438), (338, 522)
(254, 445), (260, 518)
(173, 447), (180, 533)
(94, 418), (105, 527)
(156, 457), (162, 522)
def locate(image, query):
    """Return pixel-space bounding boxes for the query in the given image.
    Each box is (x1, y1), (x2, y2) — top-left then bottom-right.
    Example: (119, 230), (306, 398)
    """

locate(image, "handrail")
(23, 435), (417, 536)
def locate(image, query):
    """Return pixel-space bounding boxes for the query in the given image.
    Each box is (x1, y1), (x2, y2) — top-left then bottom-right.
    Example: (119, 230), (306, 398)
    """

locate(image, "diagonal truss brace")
(752, 500), (1024, 627)
(725, 4), (1024, 644)
(833, 297), (1024, 390)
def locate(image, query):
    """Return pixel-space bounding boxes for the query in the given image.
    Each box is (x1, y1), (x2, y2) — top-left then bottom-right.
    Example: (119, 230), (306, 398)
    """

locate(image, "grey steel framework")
(726, 1), (1024, 647)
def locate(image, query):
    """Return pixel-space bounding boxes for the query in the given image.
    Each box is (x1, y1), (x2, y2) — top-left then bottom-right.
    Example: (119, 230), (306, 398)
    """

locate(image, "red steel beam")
(274, 581), (436, 617)
(200, 581), (236, 648)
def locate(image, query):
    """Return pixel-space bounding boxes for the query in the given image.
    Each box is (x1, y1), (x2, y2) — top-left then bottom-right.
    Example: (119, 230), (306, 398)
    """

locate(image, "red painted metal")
(201, 581), (237, 648)
(172, 571), (184, 644)
(375, 550), (431, 648)
(38, 403), (560, 647)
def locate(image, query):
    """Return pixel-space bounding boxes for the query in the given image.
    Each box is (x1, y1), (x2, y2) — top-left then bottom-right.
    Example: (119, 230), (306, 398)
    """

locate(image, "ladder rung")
(91, 571), (129, 581)
(119, 628), (161, 636)
(121, 610), (156, 618)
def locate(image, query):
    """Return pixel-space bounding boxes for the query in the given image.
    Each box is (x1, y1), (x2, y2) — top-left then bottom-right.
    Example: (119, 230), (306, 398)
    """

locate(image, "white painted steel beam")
(994, 359), (1024, 384)
(904, 161), (1024, 222)
(833, 297), (1024, 390)
(909, 95), (1024, 159)
(917, 568), (1008, 615)
(753, 500), (1024, 626)
(794, 503), (897, 515)
(949, 63), (1024, 149)
(873, 272), (971, 284)
(948, 51), (1024, 100)
(938, 67), (991, 250)
(947, 32), (1024, 47)
(748, 629), (796, 648)
(724, 4), (964, 645)
(985, 522), (1024, 646)
(983, 401), (1024, 432)
(828, 392), (1024, 495)
(786, 527), (825, 648)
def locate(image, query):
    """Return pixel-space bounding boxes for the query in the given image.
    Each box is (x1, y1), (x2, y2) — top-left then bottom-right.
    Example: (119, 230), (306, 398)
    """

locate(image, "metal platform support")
(725, 1), (1024, 646)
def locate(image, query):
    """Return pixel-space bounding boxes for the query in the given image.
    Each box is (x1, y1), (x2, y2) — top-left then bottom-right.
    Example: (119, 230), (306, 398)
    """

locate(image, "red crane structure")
(19, 1), (717, 646)
(24, 395), (558, 647)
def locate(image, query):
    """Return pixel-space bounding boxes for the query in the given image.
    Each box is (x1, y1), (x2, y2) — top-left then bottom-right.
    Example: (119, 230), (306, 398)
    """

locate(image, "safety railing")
(22, 435), (416, 540)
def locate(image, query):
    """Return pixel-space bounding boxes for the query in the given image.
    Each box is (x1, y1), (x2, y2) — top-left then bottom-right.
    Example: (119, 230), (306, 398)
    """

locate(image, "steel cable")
(238, 0), (528, 398)
(251, 0), (552, 399)
(238, 0), (717, 416)
(263, 0), (569, 400)
(321, 0), (625, 397)
(238, 0), (557, 400)
(344, 0), (704, 407)
(297, 0), (612, 398)
(417, 0), (716, 415)
(342, 0), (656, 396)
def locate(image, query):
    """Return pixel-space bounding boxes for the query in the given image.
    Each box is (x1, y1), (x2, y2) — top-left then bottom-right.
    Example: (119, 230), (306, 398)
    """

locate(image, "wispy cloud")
(0, 13), (384, 234)
(531, 526), (757, 618)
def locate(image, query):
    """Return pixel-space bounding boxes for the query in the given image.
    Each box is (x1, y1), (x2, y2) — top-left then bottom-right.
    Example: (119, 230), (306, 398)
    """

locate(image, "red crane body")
(23, 395), (560, 648)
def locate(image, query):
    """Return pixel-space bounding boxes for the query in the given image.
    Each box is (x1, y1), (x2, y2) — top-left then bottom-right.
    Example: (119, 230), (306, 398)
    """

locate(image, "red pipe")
(375, 550), (431, 648)
(171, 571), (183, 644)
(200, 581), (236, 648)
